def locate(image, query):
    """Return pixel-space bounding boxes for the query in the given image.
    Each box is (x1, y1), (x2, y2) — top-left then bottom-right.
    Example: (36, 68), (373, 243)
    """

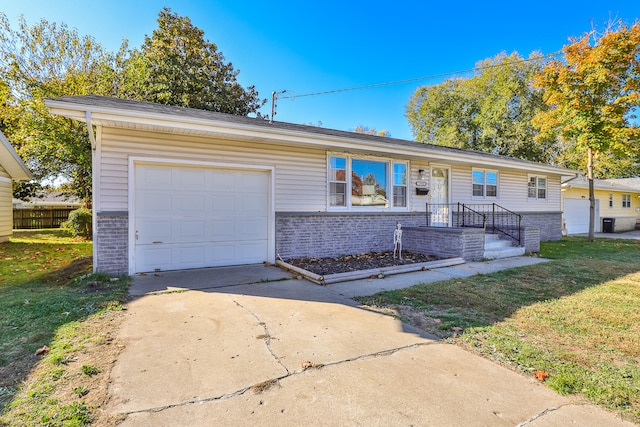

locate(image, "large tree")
(406, 52), (556, 162)
(533, 22), (640, 241)
(0, 8), (266, 201)
(137, 7), (265, 115)
(0, 14), (119, 200)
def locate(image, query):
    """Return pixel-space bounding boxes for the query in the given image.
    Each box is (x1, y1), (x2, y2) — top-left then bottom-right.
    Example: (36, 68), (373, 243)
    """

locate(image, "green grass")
(0, 230), (130, 426)
(357, 237), (640, 423)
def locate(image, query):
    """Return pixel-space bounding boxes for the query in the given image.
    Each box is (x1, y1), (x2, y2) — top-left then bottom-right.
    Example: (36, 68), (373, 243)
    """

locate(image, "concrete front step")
(483, 246), (526, 260)
(483, 233), (525, 259)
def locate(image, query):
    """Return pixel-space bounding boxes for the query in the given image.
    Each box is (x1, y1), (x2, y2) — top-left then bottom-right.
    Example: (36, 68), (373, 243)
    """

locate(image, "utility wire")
(279, 51), (562, 100)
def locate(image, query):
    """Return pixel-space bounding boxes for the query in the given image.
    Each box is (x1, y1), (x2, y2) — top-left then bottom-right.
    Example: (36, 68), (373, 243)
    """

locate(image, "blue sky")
(1, 0), (639, 140)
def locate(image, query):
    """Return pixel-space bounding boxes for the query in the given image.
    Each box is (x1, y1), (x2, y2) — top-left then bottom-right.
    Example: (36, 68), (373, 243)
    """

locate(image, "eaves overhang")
(0, 130), (33, 181)
(45, 95), (578, 177)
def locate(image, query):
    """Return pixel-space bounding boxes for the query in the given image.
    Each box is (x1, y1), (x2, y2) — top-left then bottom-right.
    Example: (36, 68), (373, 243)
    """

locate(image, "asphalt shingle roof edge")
(47, 95), (577, 175)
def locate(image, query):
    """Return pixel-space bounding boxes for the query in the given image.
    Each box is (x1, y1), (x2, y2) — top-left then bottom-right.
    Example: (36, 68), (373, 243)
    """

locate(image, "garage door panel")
(177, 168), (206, 189)
(175, 244), (207, 268)
(138, 220), (173, 244)
(134, 164), (270, 273)
(137, 192), (174, 216)
(137, 247), (173, 271)
(136, 165), (173, 189)
(210, 220), (235, 240)
(236, 219), (268, 240)
(176, 221), (207, 242)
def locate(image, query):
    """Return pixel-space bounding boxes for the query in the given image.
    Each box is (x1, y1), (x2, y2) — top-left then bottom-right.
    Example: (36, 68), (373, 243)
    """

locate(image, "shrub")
(61, 208), (92, 239)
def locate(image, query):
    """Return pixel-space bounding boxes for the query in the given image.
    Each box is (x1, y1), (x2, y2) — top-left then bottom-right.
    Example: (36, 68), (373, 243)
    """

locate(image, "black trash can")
(602, 218), (615, 233)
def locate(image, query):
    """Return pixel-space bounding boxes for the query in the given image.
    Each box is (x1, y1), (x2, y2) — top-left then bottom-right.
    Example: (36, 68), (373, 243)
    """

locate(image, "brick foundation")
(95, 212), (128, 275)
(275, 212), (426, 260)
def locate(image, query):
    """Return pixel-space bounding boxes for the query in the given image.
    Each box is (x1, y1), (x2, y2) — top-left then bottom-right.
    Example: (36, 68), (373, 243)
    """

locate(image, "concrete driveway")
(108, 264), (637, 426)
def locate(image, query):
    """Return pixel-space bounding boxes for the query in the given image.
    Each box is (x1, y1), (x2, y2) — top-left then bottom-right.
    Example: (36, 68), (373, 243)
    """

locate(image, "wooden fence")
(13, 208), (77, 229)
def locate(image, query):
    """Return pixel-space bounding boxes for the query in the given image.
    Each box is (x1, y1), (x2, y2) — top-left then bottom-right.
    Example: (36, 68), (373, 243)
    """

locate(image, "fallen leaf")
(452, 326), (463, 332)
(35, 345), (50, 355)
(533, 370), (549, 381)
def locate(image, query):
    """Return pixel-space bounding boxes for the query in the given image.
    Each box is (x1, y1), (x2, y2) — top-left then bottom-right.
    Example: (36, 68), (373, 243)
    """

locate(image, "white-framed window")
(328, 154), (408, 209)
(528, 175), (547, 200)
(472, 169), (498, 198)
(622, 194), (631, 208)
(609, 193), (614, 208)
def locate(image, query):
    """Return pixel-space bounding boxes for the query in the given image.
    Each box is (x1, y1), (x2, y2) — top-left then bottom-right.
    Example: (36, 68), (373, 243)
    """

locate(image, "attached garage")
(132, 161), (272, 273)
(563, 198), (600, 235)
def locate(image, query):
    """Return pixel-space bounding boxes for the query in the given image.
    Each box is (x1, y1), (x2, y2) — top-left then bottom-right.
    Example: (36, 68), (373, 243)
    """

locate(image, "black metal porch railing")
(426, 203), (522, 245)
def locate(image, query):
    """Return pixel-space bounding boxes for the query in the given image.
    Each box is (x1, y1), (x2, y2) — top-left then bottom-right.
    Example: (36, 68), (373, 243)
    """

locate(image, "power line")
(278, 51), (562, 101)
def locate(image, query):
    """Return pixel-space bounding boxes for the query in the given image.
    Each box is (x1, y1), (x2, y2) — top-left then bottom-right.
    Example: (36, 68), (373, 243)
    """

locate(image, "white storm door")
(430, 166), (450, 226)
(134, 164), (269, 273)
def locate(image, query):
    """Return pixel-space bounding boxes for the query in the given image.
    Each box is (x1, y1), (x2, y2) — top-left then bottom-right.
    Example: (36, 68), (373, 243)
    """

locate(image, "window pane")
(329, 157), (346, 181)
(352, 159), (387, 206)
(538, 188), (546, 199)
(486, 171), (497, 186)
(472, 170), (484, 185)
(473, 184), (484, 197)
(393, 163), (406, 186)
(393, 186), (406, 207)
(329, 182), (346, 206)
(486, 185), (497, 197)
(538, 177), (546, 189)
(528, 177), (537, 198)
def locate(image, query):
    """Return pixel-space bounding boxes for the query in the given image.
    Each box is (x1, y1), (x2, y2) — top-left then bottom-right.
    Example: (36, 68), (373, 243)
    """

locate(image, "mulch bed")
(285, 251), (441, 276)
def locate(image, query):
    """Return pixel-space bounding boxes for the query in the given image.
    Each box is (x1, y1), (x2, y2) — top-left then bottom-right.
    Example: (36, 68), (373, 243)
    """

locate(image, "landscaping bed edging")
(276, 257), (465, 285)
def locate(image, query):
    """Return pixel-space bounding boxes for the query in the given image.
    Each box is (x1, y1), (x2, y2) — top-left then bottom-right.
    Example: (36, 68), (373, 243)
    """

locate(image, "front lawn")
(357, 237), (640, 423)
(0, 230), (130, 426)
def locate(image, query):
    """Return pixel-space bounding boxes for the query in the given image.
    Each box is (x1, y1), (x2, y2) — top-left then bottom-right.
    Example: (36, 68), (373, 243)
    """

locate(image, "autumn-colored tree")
(533, 22), (640, 241)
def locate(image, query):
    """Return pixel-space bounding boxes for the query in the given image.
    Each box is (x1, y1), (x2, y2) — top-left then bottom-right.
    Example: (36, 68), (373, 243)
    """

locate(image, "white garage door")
(564, 198), (600, 235)
(134, 163), (270, 273)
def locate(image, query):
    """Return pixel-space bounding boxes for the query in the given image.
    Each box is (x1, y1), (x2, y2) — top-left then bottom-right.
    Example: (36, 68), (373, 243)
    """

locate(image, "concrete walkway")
(108, 259), (637, 426)
(573, 229), (640, 240)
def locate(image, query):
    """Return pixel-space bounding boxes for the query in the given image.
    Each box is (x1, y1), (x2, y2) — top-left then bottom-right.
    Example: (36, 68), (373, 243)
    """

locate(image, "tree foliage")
(0, 14), (118, 200)
(0, 8), (266, 201)
(352, 125), (390, 137)
(406, 52), (555, 162)
(533, 21), (640, 240)
(136, 7), (265, 115)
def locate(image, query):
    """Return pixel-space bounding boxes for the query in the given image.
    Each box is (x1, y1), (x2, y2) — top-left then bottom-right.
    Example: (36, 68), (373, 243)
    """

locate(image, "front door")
(430, 166), (450, 226)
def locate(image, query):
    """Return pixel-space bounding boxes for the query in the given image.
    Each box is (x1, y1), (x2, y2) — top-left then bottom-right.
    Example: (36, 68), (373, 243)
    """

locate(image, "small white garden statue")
(393, 222), (403, 260)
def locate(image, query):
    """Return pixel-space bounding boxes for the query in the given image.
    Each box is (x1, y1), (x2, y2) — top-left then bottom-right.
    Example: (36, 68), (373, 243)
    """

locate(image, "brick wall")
(403, 227), (485, 261)
(522, 227), (541, 253)
(520, 212), (562, 241)
(275, 212), (426, 259)
(95, 212), (128, 275)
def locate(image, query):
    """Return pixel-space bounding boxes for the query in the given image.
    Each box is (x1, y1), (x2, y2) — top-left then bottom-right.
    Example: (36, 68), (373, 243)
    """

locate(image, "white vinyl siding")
(0, 173), (12, 240)
(96, 128), (564, 215)
(449, 165), (561, 212)
(98, 128), (326, 212)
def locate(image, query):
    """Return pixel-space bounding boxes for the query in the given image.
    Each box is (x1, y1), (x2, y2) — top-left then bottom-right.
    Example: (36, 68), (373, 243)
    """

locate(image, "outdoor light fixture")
(418, 169), (426, 180)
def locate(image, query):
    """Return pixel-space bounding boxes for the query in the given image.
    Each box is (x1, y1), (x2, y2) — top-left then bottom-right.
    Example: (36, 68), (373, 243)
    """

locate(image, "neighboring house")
(562, 176), (640, 234)
(13, 191), (83, 209)
(0, 130), (33, 242)
(46, 95), (576, 275)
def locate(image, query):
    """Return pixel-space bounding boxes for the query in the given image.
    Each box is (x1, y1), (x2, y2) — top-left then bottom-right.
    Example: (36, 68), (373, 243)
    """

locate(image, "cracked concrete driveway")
(108, 265), (636, 426)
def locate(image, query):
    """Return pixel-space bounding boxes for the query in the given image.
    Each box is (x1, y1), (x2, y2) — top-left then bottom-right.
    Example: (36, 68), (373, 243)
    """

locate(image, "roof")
(562, 176), (640, 193)
(45, 95), (578, 176)
(0, 130), (33, 180)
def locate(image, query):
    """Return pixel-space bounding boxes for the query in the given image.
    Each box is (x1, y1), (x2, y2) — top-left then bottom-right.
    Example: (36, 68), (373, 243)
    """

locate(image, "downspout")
(86, 111), (98, 272)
